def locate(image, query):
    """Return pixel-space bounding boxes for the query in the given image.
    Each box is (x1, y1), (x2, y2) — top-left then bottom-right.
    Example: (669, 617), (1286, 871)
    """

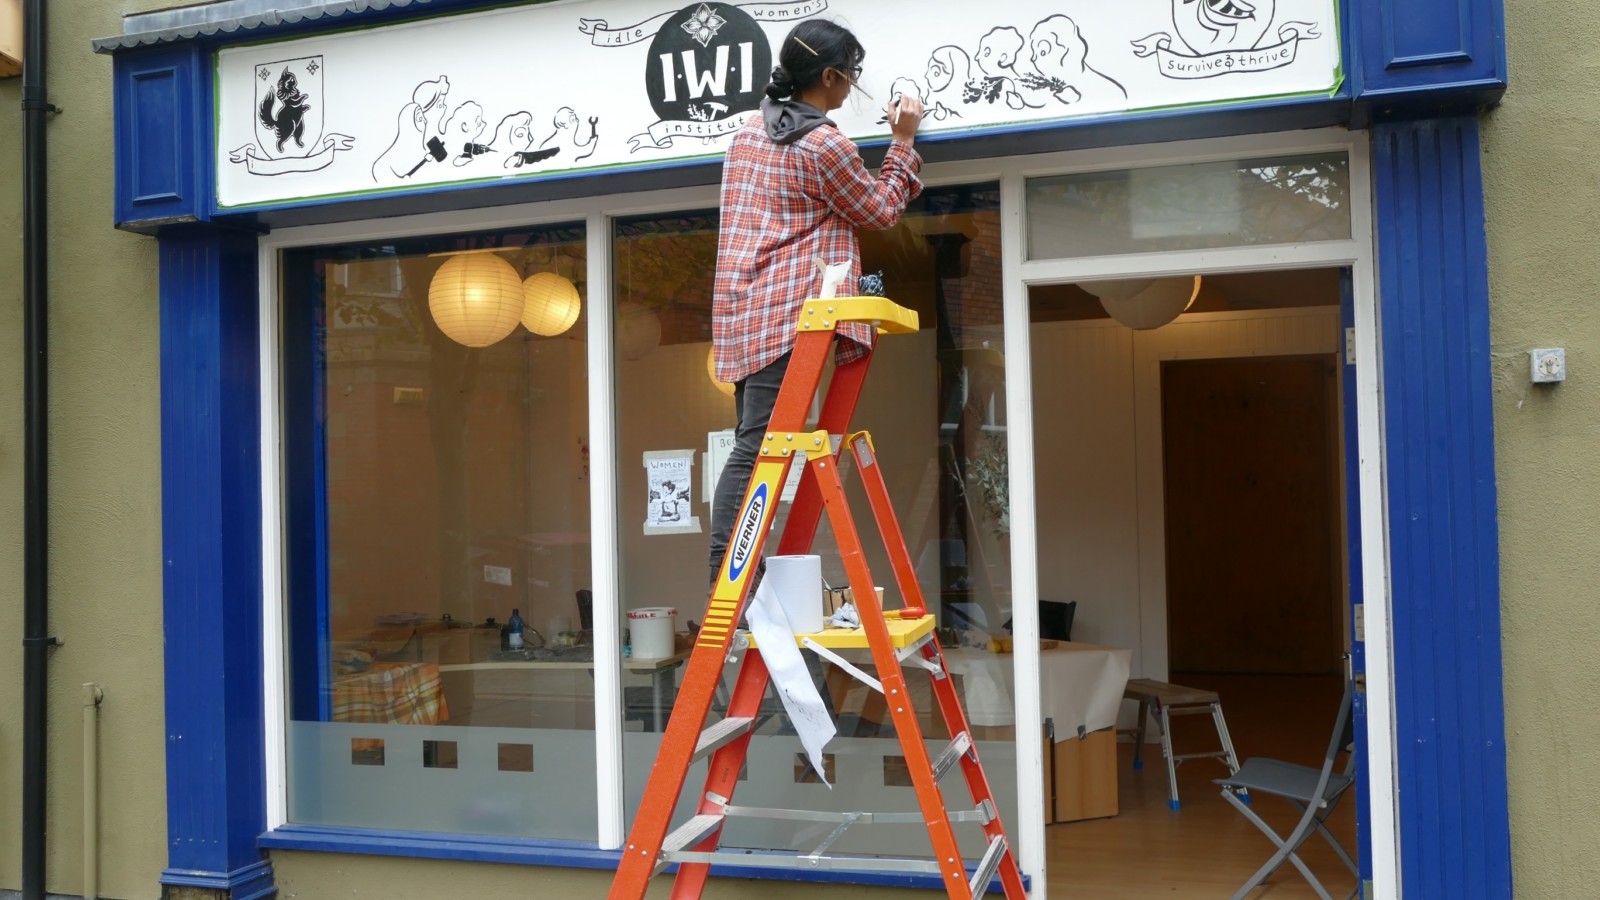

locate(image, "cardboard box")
(1051, 728), (1118, 823)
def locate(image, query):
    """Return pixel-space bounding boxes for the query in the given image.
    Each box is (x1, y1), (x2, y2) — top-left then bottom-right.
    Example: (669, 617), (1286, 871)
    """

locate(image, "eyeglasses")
(830, 65), (872, 101)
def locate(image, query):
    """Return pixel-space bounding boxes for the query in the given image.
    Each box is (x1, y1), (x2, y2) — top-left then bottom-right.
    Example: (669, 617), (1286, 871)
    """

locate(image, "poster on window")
(644, 451), (701, 535)
(214, 0), (1341, 209)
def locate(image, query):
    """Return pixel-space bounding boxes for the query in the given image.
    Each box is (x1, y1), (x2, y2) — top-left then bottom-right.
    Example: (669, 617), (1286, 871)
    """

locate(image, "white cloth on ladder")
(747, 562), (837, 787)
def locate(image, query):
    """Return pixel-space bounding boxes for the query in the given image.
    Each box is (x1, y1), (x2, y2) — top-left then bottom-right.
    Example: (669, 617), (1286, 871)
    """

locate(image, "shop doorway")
(1161, 355), (1343, 676)
(1028, 266), (1361, 897)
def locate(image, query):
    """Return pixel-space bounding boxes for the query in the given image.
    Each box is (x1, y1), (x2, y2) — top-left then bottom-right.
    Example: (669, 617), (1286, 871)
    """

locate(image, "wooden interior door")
(1162, 356), (1342, 675)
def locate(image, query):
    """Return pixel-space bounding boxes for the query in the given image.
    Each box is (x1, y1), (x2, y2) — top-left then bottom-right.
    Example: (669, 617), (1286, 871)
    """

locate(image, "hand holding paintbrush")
(888, 93), (926, 146)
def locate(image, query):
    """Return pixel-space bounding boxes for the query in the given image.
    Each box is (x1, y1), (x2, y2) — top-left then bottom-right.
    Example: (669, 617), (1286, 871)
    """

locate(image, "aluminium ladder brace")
(610, 296), (1027, 900)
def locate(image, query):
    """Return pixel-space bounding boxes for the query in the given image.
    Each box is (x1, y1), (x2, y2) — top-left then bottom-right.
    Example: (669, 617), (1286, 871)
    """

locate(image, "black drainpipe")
(21, 0), (58, 895)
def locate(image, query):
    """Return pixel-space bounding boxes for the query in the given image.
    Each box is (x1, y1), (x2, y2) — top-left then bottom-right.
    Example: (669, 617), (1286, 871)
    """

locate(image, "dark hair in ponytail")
(765, 20), (865, 101)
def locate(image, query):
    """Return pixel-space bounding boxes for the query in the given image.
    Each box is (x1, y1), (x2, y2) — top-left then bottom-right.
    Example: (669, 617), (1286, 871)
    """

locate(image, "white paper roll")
(766, 554), (824, 634)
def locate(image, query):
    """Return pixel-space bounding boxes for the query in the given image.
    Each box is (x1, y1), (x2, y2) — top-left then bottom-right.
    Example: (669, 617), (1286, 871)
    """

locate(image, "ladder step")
(932, 731), (974, 782)
(969, 835), (1009, 900)
(660, 814), (725, 856)
(693, 716), (755, 763)
(720, 802), (996, 826)
(662, 848), (943, 877)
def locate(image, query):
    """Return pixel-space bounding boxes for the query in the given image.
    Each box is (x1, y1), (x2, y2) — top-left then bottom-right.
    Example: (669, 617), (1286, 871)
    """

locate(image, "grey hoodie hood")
(761, 97), (835, 145)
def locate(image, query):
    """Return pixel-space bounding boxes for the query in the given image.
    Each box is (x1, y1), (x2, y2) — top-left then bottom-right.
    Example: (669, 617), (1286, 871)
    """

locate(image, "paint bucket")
(766, 555), (824, 634)
(627, 607), (677, 659)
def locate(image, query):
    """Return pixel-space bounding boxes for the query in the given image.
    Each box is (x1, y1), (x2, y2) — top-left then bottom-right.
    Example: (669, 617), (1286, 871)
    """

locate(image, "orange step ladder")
(610, 296), (1026, 900)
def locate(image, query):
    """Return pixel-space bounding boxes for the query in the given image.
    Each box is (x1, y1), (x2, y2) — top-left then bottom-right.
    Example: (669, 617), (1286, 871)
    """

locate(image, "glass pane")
(280, 224), (596, 841)
(1026, 152), (1351, 260)
(614, 186), (1022, 861)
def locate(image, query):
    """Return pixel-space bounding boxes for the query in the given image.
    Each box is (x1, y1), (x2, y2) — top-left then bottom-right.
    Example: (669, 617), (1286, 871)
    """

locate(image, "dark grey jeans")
(708, 352), (791, 581)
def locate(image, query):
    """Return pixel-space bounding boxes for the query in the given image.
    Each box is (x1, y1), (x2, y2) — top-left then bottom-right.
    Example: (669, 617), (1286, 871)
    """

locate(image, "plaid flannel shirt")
(712, 115), (923, 384)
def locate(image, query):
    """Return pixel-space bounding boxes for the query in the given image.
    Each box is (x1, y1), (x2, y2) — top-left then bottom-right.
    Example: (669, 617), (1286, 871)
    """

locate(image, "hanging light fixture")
(522, 271), (582, 337)
(616, 301), (661, 361)
(1084, 275), (1202, 330)
(427, 249), (525, 348)
(706, 346), (735, 397)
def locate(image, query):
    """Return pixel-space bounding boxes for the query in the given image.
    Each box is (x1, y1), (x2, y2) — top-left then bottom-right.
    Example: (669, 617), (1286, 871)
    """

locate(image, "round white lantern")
(521, 272), (583, 337)
(1086, 275), (1202, 330)
(617, 302), (662, 361)
(707, 346), (735, 397)
(427, 250), (525, 348)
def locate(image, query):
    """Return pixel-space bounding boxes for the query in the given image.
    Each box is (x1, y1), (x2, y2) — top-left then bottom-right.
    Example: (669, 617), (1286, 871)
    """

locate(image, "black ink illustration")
(924, 47), (972, 121)
(1134, 0), (1321, 79)
(538, 107), (601, 164)
(260, 69), (312, 152)
(372, 76), (451, 182)
(887, 13), (1126, 123)
(1025, 15), (1127, 105)
(581, 2), (824, 154)
(444, 101), (489, 167)
(228, 55), (355, 177)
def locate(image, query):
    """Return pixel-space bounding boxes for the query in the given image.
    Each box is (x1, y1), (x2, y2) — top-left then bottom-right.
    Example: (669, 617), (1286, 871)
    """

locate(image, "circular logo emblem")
(645, 3), (770, 124)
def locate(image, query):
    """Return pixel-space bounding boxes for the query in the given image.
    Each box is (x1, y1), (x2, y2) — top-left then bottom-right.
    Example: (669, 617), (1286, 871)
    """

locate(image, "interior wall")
(1031, 307), (1342, 686)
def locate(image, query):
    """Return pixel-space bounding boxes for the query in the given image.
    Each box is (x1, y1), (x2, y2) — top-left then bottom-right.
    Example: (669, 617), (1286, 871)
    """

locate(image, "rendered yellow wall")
(0, 1), (175, 897)
(1482, 1), (1600, 895)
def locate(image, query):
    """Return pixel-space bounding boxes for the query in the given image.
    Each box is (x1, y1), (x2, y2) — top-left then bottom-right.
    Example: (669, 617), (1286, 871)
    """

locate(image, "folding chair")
(1215, 679), (1358, 900)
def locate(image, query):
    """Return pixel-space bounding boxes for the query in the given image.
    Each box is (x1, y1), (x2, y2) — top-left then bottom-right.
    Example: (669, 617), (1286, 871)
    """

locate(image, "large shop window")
(612, 186), (1021, 860)
(280, 224), (596, 842)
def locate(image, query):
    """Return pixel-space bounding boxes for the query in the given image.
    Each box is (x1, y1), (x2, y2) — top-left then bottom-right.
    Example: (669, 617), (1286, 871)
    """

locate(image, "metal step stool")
(1123, 678), (1242, 810)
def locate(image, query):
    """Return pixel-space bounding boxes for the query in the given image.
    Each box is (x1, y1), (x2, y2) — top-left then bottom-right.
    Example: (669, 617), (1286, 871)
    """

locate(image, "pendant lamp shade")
(707, 346), (736, 397)
(1085, 275), (1202, 330)
(617, 302), (662, 361)
(521, 272), (583, 337)
(428, 251), (526, 348)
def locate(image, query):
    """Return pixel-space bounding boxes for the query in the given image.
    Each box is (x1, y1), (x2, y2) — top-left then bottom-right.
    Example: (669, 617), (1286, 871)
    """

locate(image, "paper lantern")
(616, 302), (661, 361)
(1086, 275), (1202, 330)
(521, 272), (582, 337)
(427, 251), (525, 348)
(707, 346), (736, 397)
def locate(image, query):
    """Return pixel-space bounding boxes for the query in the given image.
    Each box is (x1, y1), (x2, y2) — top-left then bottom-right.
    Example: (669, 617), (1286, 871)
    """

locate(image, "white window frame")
(257, 125), (1397, 898)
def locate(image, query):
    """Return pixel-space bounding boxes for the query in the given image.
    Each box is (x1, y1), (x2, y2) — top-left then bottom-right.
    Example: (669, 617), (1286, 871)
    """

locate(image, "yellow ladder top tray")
(744, 614), (935, 650)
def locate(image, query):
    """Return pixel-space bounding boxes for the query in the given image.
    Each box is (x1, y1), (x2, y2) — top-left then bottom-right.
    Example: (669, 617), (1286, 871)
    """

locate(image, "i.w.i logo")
(581, 2), (825, 152)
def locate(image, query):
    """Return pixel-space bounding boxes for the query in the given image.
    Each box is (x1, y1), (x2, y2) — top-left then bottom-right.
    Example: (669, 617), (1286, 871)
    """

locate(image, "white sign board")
(215, 0), (1340, 209)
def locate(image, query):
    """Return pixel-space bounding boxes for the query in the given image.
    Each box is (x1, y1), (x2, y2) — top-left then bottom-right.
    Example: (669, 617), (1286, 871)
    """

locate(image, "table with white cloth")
(941, 641), (1133, 738)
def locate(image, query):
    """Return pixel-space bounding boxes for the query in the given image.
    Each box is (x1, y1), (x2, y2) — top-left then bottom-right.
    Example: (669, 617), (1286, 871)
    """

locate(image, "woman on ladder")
(708, 19), (927, 584)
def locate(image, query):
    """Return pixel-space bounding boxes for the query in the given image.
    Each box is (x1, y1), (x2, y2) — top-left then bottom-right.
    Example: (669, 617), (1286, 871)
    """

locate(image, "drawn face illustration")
(1029, 16), (1086, 78)
(977, 26), (1024, 77)
(1175, 0), (1275, 52)
(553, 107), (578, 131)
(925, 46), (969, 95)
(493, 112), (535, 151)
(412, 76), (451, 136)
(444, 102), (485, 143)
(890, 76), (924, 108)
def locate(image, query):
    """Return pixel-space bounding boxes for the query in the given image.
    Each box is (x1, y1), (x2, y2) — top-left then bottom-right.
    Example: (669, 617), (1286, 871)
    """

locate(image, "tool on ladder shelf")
(610, 295), (1026, 900)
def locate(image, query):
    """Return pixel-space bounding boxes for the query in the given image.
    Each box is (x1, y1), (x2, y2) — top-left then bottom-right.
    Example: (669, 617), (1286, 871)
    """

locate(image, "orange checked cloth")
(333, 662), (450, 726)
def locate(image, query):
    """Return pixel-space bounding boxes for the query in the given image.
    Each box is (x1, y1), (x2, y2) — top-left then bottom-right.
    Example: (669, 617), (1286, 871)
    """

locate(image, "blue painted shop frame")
(108, 0), (1510, 895)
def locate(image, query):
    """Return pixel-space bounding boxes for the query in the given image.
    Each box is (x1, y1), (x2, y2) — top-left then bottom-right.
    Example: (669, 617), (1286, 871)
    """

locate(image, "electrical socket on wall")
(1530, 348), (1566, 384)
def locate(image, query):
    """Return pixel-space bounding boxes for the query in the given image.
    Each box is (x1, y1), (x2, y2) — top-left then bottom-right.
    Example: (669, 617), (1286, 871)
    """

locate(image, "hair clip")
(794, 36), (821, 57)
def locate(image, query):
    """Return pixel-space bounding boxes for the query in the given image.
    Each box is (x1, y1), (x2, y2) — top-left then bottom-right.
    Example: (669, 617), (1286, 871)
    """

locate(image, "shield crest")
(254, 56), (325, 160)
